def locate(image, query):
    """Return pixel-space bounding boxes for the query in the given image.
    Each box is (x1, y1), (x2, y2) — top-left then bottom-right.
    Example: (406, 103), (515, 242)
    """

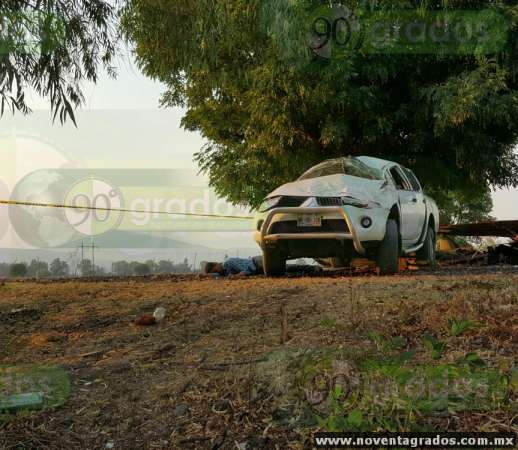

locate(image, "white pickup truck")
(254, 156), (439, 275)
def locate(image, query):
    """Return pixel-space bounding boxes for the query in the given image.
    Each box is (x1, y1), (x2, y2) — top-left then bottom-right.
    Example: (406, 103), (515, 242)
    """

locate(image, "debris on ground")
(133, 307), (167, 326)
(488, 242), (518, 265)
(0, 307), (41, 323)
(133, 315), (157, 326)
(153, 307), (167, 322)
(440, 219), (518, 238)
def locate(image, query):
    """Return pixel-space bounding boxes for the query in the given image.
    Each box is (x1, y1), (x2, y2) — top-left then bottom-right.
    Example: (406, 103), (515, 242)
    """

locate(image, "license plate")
(297, 214), (322, 227)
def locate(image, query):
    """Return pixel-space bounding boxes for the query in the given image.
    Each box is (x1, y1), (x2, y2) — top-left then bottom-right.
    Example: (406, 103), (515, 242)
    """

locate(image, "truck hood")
(268, 174), (394, 206)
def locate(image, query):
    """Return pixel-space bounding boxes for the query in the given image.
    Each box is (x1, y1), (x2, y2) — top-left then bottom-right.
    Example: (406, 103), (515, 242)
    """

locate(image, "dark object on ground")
(488, 243), (518, 265)
(286, 264), (322, 275)
(174, 404), (190, 416)
(0, 307), (41, 323)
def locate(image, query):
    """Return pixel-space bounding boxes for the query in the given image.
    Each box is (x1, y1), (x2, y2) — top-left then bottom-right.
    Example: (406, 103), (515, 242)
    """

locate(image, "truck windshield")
(298, 158), (382, 181)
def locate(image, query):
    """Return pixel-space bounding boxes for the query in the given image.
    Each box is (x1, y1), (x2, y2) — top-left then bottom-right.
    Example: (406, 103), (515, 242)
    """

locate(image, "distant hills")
(0, 230), (258, 270)
(60, 230), (208, 249)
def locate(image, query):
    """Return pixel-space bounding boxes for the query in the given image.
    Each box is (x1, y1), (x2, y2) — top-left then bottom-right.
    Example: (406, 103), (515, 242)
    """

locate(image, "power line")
(0, 199), (254, 220)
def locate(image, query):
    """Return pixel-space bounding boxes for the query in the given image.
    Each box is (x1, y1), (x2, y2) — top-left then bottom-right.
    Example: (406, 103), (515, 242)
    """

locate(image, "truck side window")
(403, 168), (421, 192)
(389, 167), (410, 190)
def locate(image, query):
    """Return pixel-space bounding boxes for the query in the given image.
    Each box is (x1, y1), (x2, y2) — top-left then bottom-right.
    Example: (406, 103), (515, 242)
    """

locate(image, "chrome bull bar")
(260, 207), (365, 255)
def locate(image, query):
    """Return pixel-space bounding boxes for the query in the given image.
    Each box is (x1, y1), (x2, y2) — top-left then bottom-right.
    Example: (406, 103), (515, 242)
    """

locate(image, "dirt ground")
(0, 267), (517, 449)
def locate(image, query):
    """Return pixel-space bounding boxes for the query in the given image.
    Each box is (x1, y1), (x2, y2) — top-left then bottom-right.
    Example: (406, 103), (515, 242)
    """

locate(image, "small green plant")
(368, 332), (407, 352)
(368, 332), (385, 351)
(388, 336), (407, 351)
(456, 352), (486, 368)
(510, 369), (518, 394)
(449, 318), (480, 336)
(320, 318), (338, 329)
(367, 333), (414, 365)
(316, 386), (365, 432)
(422, 333), (447, 360)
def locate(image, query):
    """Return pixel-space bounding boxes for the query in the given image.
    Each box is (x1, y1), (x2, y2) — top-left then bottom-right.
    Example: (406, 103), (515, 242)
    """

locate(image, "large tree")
(123, 0), (518, 214)
(427, 187), (495, 224)
(0, 0), (118, 124)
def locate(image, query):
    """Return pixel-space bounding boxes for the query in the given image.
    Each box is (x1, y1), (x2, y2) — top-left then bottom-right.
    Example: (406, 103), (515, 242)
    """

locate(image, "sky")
(0, 57), (517, 258)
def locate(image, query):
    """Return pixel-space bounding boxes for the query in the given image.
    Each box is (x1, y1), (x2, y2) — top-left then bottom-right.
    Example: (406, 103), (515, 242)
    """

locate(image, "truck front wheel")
(263, 248), (286, 276)
(377, 219), (400, 275)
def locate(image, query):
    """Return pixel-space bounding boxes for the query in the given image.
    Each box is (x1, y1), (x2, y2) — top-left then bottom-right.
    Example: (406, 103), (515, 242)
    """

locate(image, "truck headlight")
(341, 196), (369, 208)
(341, 196), (381, 209)
(259, 197), (281, 212)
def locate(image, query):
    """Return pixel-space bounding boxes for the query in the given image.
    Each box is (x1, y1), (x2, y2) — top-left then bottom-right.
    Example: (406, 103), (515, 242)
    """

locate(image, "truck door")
(388, 166), (426, 244)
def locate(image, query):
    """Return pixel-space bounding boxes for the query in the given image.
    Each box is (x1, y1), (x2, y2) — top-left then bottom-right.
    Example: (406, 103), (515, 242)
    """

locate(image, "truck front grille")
(270, 220), (349, 234)
(316, 197), (342, 206)
(276, 196), (308, 207)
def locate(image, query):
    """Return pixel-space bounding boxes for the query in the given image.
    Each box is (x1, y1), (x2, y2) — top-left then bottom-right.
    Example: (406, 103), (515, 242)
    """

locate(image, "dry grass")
(0, 268), (517, 449)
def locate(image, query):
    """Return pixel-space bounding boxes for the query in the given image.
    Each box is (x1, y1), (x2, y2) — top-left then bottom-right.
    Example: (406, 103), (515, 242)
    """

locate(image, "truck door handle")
(411, 197), (417, 203)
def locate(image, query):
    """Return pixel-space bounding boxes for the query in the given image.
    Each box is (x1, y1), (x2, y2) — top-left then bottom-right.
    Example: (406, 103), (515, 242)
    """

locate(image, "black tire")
(377, 219), (400, 275)
(263, 249), (286, 276)
(416, 225), (437, 267)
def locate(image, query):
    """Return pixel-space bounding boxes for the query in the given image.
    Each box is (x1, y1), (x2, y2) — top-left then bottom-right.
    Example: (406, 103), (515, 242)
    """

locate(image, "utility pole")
(91, 238), (95, 276)
(78, 240), (97, 277)
(80, 241), (84, 276)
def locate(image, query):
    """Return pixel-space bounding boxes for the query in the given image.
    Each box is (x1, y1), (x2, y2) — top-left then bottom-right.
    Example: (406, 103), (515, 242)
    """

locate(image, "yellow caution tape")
(0, 199), (254, 220)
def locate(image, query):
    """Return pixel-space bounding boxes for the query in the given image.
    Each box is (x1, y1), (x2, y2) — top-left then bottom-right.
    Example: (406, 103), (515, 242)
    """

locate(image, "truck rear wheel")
(377, 219), (400, 275)
(262, 249), (286, 276)
(417, 225), (437, 267)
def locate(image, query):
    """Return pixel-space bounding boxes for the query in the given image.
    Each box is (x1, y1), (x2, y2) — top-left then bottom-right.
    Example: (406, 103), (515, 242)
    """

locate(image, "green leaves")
(347, 409), (363, 428)
(0, 1), (118, 124)
(457, 352), (486, 368)
(369, 332), (408, 353)
(317, 384), (364, 432)
(449, 319), (481, 337)
(423, 333), (447, 360)
(510, 368), (518, 394)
